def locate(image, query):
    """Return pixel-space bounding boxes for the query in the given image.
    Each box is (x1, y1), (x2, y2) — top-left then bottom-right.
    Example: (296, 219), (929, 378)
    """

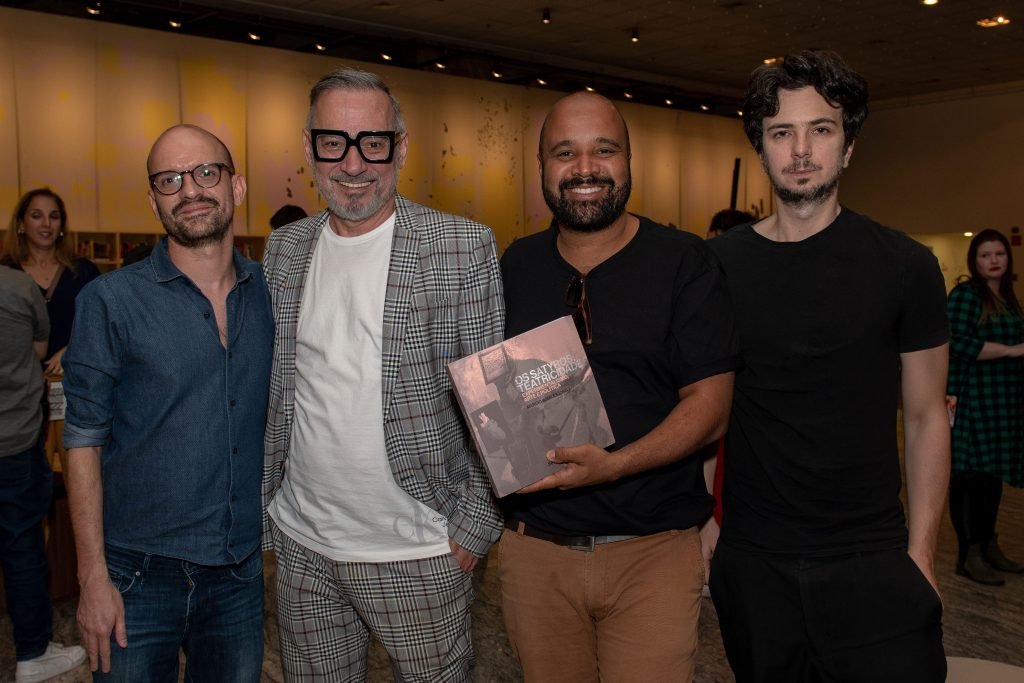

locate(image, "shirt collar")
(149, 236), (255, 285)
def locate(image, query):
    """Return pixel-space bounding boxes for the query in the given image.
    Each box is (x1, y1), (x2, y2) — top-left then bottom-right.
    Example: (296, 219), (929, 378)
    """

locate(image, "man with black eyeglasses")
(63, 124), (273, 682)
(261, 68), (503, 681)
(498, 91), (739, 682)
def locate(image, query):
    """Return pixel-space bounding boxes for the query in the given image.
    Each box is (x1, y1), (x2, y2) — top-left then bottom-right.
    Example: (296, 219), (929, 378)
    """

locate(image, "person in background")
(63, 124), (272, 682)
(706, 208), (755, 240)
(269, 204), (307, 230)
(0, 263), (87, 683)
(709, 50), (949, 682)
(946, 228), (1024, 585)
(2, 189), (100, 375)
(262, 67), (503, 681)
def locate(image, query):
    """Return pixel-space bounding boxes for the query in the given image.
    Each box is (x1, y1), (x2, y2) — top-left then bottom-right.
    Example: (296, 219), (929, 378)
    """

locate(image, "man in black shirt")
(500, 92), (739, 682)
(708, 50), (949, 682)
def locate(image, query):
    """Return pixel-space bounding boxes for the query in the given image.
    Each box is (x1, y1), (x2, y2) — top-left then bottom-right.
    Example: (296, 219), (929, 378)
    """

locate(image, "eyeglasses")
(565, 274), (592, 345)
(309, 129), (399, 164)
(149, 163), (233, 196)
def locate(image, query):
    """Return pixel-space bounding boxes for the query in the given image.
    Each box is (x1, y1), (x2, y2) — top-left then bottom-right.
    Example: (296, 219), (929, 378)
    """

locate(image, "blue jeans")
(96, 545), (264, 683)
(0, 442), (54, 661)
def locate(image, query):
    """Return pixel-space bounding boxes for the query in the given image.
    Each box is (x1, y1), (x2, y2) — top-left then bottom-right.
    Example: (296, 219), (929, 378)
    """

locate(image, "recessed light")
(85, 2), (101, 15)
(977, 15), (1011, 27)
(247, 32), (261, 41)
(584, 86), (595, 92)
(381, 53), (393, 61)
(315, 43), (327, 51)
(664, 98), (673, 106)
(492, 67), (503, 79)
(623, 92), (633, 99)
(168, 19), (182, 28)
(737, 110), (744, 117)
(964, 232), (974, 237)
(700, 104), (710, 112)
(536, 77), (547, 86)
(542, 9), (551, 24)
(631, 28), (640, 43)
(921, 0), (938, 5)
(435, 61), (446, 70)
(763, 56), (782, 65)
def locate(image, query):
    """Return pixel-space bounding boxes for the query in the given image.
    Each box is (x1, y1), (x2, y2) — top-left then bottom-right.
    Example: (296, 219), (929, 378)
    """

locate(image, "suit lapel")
(381, 197), (419, 420)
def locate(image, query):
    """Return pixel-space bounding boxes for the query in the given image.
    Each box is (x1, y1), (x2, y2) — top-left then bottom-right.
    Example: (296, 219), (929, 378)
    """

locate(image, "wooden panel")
(14, 34), (98, 230)
(0, 31), (19, 221)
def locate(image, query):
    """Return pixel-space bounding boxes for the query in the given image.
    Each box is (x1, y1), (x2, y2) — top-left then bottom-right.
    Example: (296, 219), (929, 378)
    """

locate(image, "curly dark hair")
(742, 50), (869, 155)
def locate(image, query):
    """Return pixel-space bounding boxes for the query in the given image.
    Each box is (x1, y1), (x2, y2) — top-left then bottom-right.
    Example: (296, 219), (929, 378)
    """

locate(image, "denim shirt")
(63, 238), (273, 565)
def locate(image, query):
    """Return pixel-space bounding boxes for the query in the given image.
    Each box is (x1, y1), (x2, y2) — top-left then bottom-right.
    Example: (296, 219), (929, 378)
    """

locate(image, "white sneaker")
(15, 642), (87, 683)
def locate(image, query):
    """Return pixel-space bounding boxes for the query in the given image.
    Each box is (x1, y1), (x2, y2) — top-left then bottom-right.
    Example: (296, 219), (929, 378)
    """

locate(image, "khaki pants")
(499, 526), (704, 683)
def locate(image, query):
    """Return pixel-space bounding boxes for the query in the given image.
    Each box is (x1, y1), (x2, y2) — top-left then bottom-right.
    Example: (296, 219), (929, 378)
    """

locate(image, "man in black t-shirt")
(707, 50), (950, 683)
(500, 92), (739, 682)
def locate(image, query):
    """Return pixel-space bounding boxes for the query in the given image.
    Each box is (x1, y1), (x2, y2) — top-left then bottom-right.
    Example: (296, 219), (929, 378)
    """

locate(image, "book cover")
(447, 316), (615, 497)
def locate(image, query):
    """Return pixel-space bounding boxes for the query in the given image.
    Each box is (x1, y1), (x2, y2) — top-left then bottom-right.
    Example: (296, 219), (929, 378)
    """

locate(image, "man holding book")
(499, 91), (740, 682)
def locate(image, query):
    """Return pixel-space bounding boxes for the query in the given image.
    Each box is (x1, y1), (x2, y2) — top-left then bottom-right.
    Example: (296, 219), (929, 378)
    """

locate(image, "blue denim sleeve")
(62, 276), (123, 449)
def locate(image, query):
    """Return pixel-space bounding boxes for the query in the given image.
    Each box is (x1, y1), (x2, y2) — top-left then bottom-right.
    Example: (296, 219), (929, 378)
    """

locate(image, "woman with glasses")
(2, 188), (100, 375)
(947, 228), (1024, 585)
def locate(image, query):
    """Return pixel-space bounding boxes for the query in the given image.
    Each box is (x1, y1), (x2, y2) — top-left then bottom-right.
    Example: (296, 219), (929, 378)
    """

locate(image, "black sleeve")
(898, 240), (950, 353)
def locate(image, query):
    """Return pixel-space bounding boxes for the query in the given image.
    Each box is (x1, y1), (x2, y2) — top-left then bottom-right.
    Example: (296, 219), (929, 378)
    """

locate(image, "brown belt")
(504, 518), (640, 552)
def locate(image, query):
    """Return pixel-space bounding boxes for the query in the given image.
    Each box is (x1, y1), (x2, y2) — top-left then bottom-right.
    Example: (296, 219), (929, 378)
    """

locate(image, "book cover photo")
(447, 316), (615, 497)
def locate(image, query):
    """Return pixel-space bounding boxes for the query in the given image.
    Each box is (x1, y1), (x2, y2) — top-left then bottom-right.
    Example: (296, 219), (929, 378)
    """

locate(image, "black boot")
(983, 534), (1024, 573)
(957, 545), (1005, 586)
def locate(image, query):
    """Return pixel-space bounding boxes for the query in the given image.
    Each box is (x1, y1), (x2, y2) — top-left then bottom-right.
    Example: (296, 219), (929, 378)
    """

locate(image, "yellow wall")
(0, 6), (769, 247)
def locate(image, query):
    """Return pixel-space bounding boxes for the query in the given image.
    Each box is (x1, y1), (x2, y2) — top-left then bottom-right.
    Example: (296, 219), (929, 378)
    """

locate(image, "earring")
(59, 231), (64, 237)
(17, 228), (24, 234)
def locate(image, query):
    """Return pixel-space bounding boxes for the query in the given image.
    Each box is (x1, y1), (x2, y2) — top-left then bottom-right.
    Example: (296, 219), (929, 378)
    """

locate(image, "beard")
(767, 158), (843, 207)
(160, 197), (231, 248)
(542, 173), (631, 233)
(316, 169), (397, 223)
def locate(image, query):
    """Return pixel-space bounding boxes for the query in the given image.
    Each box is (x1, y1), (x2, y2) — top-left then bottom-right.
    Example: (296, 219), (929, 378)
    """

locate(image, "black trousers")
(710, 543), (946, 683)
(949, 470), (1003, 562)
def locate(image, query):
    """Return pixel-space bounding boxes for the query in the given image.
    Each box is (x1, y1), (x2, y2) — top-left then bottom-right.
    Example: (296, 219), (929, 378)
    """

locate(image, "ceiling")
(8, 0), (1023, 115)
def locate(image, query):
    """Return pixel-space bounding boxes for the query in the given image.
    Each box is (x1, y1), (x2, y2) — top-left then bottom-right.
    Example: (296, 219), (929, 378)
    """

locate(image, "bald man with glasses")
(63, 124), (273, 682)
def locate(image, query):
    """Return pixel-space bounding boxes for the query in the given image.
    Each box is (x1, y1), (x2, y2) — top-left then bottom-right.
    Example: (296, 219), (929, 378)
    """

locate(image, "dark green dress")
(947, 282), (1024, 487)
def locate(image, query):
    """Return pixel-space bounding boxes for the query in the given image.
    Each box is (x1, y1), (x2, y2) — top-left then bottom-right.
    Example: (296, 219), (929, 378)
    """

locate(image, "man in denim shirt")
(62, 124), (273, 682)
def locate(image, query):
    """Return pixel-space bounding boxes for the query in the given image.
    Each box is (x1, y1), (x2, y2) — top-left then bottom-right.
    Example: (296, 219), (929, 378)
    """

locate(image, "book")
(447, 315), (615, 497)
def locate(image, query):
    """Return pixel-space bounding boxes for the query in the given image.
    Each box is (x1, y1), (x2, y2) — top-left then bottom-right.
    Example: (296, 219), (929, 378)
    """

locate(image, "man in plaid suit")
(261, 68), (504, 681)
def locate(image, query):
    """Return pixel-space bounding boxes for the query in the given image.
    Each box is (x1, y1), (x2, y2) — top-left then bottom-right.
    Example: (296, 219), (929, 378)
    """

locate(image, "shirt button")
(228, 352), (233, 359)
(233, 447), (238, 454)
(230, 400), (236, 407)
(204, 312), (211, 319)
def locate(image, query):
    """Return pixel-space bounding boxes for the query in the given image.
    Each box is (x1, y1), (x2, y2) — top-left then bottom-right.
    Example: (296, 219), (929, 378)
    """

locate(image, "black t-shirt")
(709, 208), (949, 556)
(22, 258), (100, 360)
(501, 217), (740, 536)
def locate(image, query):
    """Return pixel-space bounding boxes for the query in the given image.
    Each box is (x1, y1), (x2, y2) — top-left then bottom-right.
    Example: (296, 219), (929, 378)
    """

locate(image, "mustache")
(329, 172), (373, 183)
(783, 160), (822, 173)
(172, 197), (220, 216)
(560, 175), (615, 191)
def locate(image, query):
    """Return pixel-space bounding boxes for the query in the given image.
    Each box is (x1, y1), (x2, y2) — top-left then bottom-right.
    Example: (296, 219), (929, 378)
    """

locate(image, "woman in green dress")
(947, 229), (1024, 585)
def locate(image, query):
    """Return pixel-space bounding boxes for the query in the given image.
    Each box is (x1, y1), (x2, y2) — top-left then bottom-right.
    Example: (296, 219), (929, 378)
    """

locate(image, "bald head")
(538, 92), (631, 160)
(147, 124), (234, 175)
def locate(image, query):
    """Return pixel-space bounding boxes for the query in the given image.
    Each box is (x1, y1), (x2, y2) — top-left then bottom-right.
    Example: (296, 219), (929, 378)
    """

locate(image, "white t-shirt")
(269, 215), (450, 562)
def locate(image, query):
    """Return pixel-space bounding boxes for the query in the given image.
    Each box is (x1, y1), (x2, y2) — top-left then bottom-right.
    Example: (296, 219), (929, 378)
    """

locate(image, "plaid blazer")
(261, 195), (505, 556)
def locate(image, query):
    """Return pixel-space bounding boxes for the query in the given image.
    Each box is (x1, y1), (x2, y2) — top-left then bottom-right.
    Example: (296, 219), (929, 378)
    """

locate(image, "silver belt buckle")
(567, 536), (596, 552)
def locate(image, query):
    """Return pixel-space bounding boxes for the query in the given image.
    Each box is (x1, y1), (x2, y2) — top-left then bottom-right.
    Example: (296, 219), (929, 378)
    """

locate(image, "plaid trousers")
(271, 521), (474, 682)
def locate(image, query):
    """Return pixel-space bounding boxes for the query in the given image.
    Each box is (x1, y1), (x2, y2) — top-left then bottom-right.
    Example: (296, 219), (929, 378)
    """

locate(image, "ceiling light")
(631, 28), (640, 43)
(381, 53), (393, 61)
(542, 9), (551, 24)
(623, 92), (633, 99)
(85, 2), (101, 15)
(664, 99), (673, 106)
(977, 15), (1011, 27)
(921, 0), (938, 5)
(700, 104), (710, 112)
(435, 61), (446, 70)
(584, 86), (595, 92)
(315, 43), (327, 51)
(737, 110), (744, 117)
(168, 19), (182, 28)
(536, 77), (547, 86)
(492, 67), (503, 78)
(964, 232), (974, 237)
(247, 32), (261, 41)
